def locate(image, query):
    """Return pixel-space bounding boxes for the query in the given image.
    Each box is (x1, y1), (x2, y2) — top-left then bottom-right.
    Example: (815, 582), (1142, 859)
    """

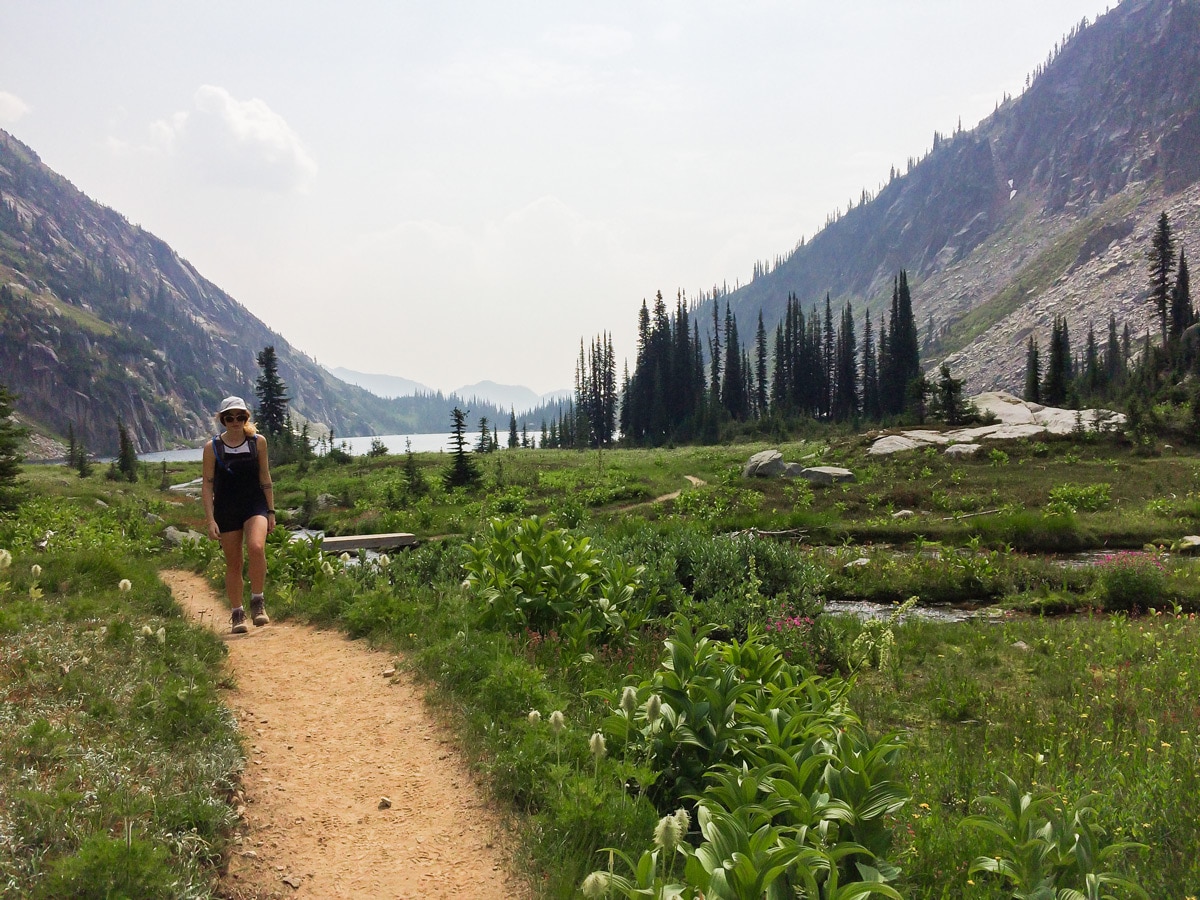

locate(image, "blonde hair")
(214, 411), (257, 437)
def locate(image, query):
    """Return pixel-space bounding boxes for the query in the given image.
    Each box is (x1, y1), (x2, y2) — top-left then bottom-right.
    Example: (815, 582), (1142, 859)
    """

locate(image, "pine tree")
(116, 415), (138, 483)
(65, 422), (78, 470)
(1042, 316), (1071, 406)
(754, 311), (768, 417)
(403, 438), (428, 496)
(508, 409), (519, 449)
(934, 364), (966, 425)
(1170, 249), (1193, 340)
(1024, 336), (1042, 403)
(1105, 315), (1123, 388)
(443, 407), (480, 488)
(255, 345), (290, 437)
(861, 310), (880, 420)
(1148, 212), (1176, 343)
(0, 383), (27, 512)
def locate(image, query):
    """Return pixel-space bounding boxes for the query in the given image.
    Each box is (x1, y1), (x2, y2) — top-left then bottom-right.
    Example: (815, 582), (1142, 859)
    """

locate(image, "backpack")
(212, 435), (258, 475)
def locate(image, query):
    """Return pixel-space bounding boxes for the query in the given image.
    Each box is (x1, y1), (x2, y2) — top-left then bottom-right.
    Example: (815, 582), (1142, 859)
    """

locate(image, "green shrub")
(35, 832), (178, 900)
(1094, 551), (1168, 611)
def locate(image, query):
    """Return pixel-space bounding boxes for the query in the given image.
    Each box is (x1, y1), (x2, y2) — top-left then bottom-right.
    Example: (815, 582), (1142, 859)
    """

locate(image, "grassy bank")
(0, 476), (242, 899)
(6, 429), (1200, 897)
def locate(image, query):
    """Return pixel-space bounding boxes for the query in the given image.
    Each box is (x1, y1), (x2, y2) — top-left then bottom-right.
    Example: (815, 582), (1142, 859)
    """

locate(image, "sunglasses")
(221, 413), (249, 424)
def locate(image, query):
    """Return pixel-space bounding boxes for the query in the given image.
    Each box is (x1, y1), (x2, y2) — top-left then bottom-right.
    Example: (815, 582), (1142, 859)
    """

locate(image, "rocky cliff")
(711, 0), (1200, 393)
(0, 130), (424, 454)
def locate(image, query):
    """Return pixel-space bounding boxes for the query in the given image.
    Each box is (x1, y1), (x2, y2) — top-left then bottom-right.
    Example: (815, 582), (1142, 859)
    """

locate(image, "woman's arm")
(257, 434), (276, 528)
(201, 441), (219, 540)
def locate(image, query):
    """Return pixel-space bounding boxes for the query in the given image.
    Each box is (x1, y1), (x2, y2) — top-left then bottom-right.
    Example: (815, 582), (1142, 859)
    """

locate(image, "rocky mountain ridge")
(0, 129), (467, 454)
(710, 0), (1200, 393)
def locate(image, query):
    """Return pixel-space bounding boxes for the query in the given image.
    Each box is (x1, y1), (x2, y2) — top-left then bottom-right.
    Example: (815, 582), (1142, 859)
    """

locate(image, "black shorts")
(214, 493), (270, 534)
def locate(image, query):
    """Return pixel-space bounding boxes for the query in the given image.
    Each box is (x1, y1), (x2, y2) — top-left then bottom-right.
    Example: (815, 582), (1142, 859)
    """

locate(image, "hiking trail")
(161, 569), (526, 900)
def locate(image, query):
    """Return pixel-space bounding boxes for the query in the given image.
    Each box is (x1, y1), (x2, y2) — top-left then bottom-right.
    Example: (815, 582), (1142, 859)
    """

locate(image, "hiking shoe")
(250, 597), (270, 627)
(231, 607), (249, 634)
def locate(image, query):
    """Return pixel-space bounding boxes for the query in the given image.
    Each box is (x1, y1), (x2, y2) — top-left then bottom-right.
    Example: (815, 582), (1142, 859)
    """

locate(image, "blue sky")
(1, 1), (1106, 394)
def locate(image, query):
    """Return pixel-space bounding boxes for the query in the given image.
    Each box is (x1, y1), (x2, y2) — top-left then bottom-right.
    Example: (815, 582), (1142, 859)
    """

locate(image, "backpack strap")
(212, 435), (258, 474)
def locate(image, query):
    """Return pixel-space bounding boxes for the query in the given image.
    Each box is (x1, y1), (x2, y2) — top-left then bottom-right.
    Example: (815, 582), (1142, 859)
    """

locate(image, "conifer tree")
(1024, 336), (1042, 403)
(116, 415), (138, 483)
(1105, 315), (1123, 387)
(1148, 212), (1176, 343)
(402, 438), (428, 496)
(0, 383), (27, 511)
(1042, 316), (1071, 406)
(1170, 249), (1192, 340)
(255, 345), (290, 438)
(754, 311), (768, 417)
(861, 310), (880, 420)
(933, 364), (966, 425)
(65, 422), (78, 470)
(508, 409), (519, 449)
(443, 407), (480, 488)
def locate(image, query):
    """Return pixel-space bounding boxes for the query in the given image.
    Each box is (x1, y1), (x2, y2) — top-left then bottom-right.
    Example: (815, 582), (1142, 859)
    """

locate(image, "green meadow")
(2, 429), (1199, 897)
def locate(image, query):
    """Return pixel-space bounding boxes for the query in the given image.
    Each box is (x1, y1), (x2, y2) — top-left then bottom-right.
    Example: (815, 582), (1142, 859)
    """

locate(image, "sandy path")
(161, 570), (526, 900)
(619, 475), (707, 511)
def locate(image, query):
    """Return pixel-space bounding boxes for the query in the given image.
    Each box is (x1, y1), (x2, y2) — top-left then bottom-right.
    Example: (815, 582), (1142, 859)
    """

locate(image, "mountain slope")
(0, 129), (480, 454)
(709, 0), (1200, 392)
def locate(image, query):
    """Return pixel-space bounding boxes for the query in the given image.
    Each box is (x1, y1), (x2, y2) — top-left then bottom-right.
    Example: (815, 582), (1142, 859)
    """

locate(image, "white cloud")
(541, 24), (634, 59)
(152, 85), (317, 192)
(0, 91), (31, 123)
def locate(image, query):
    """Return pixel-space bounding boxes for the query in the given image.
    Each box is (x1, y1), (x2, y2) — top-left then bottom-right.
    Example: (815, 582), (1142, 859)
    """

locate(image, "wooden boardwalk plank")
(320, 533), (418, 552)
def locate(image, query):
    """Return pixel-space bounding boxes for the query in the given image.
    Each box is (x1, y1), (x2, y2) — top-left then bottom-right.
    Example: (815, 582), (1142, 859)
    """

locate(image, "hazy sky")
(1, 1), (1105, 395)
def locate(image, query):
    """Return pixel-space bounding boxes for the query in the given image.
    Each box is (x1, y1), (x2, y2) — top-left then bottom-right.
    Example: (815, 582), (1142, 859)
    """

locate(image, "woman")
(202, 396), (276, 634)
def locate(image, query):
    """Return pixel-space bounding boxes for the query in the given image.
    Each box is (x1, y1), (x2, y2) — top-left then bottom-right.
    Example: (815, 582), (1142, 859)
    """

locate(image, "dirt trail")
(620, 474), (707, 511)
(161, 570), (525, 900)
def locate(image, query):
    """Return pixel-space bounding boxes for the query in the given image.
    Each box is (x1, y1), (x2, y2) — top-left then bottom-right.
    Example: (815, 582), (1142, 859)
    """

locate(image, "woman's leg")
(219, 529), (245, 609)
(244, 515), (269, 595)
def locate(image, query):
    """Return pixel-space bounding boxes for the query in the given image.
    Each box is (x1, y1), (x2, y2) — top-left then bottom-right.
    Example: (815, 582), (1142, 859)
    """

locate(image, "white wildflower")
(527, 710), (541, 726)
(673, 807), (691, 838)
(118, 579), (132, 592)
(654, 814), (682, 853)
(321, 560), (335, 576)
(141, 625), (154, 637)
(645, 694), (663, 725)
(549, 710), (565, 736)
(589, 732), (607, 761)
(339, 552), (351, 562)
(31, 564), (42, 579)
(156, 627), (166, 645)
(0, 549), (10, 570)
(376, 554), (390, 567)
(580, 872), (610, 899)
(620, 686), (638, 716)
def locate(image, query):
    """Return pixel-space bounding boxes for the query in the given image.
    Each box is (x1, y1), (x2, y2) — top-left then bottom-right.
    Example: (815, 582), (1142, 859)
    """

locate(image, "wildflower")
(549, 710), (565, 735)
(620, 686), (637, 716)
(673, 806), (690, 838)
(339, 552), (351, 562)
(321, 560), (335, 576)
(156, 627), (166, 645)
(141, 625), (154, 637)
(589, 732), (606, 760)
(527, 710), (541, 726)
(580, 872), (610, 899)
(654, 813), (682, 852)
(119, 579), (132, 592)
(31, 564), (41, 579)
(0, 549), (10, 569)
(645, 694), (663, 725)
(377, 554), (390, 566)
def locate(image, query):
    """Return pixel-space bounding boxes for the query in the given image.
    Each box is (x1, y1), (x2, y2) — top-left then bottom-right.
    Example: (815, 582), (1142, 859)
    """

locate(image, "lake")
(138, 432), (460, 463)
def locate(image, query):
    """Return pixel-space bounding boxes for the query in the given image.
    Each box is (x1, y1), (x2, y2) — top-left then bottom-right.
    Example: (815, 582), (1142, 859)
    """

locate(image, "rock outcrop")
(867, 392), (1126, 455)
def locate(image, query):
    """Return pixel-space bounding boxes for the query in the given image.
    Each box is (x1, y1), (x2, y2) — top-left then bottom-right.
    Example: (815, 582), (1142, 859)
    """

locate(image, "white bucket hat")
(216, 396), (251, 415)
